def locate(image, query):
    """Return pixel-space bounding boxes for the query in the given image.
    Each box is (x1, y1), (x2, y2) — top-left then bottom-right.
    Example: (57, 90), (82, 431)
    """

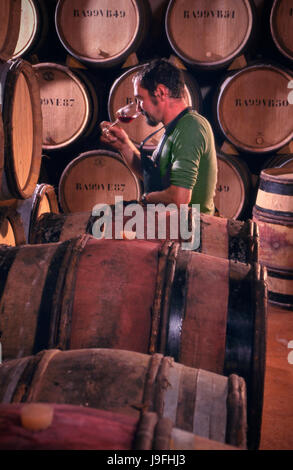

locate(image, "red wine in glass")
(118, 115), (136, 124)
(107, 101), (141, 130)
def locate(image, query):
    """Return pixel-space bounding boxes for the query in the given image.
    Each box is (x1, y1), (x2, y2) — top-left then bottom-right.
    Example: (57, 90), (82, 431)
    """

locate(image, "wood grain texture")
(165, 0), (254, 68)
(0, 349), (247, 447)
(0, 0), (21, 61)
(216, 64), (293, 153)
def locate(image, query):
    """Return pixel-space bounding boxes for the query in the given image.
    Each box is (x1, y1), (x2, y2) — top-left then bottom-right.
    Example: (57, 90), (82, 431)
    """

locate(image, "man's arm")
(101, 123), (192, 207)
(143, 185), (192, 207)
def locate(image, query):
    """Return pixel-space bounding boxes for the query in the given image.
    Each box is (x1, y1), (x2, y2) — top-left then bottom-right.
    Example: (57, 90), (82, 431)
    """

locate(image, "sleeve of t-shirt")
(169, 119), (206, 190)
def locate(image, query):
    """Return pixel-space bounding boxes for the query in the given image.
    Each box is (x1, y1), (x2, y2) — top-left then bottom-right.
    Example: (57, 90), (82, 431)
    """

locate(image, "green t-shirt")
(153, 108), (217, 215)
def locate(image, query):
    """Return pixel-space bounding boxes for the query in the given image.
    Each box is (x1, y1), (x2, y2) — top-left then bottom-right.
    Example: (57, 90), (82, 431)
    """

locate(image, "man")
(100, 58), (217, 214)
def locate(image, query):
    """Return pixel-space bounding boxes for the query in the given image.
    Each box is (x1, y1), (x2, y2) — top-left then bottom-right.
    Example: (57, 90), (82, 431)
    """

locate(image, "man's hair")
(133, 58), (185, 99)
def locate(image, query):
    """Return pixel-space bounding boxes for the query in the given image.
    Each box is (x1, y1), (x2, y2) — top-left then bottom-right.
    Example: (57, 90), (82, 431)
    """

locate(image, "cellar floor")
(259, 303), (293, 450)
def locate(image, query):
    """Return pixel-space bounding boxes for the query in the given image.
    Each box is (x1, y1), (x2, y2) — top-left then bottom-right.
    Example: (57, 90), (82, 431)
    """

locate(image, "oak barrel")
(0, 349), (247, 448)
(215, 152), (252, 219)
(0, 236), (267, 448)
(0, 0), (21, 61)
(215, 63), (293, 153)
(12, 0), (48, 59)
(270, 0), (293, 62)
(32, 62), (99, 150)
(264, 153), (293, 169)
(0, 208), (26, 246)
(0, 404), (241, 451)
(165, 0), (254, 69)
(58, 150), (142, 212)
(108, 64), (202, 150)
(253, 167), (293, 309)
(0, 184), (59, 245)
(30, 207), (259, 264)
(16, 184), (59, 243)
(0, 59), (42, 200)
(55, 0), (150, 68)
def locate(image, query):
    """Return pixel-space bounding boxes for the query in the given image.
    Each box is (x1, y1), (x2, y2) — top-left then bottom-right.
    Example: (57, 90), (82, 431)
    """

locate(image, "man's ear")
(155, 84), (169, 101)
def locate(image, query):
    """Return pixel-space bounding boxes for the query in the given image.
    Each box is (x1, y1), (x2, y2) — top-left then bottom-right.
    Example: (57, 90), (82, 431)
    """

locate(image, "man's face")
(133, 79), (161, 127)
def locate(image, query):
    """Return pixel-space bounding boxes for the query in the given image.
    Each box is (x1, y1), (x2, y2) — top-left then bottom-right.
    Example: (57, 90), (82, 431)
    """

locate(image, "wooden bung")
(55, 0), (150, 68)
(33, 62), (99, 150)
(216, 64), (293, 154)
(0, 236), (267, 448)
(58, 150), (142, 212)
(30, 208), (259, 265)
(0, 349), (247, 448)
(20, 403), (54, 431)
(0, 404), (241, 450)
(165, 0), (254, 69)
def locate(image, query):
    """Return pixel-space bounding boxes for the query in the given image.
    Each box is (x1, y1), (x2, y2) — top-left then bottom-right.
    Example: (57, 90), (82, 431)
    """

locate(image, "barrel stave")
(165, 0), (254, 69)
(33, 62), (99, 150)
(58, 150), (142, 212)
(215, 64), (293, 154)
(0, 59), (42, 200)
(0, 348), (247, 448)
(0, 0), (22, 61)
(253, 166), (293, 309)
(55, 0), (150, 68)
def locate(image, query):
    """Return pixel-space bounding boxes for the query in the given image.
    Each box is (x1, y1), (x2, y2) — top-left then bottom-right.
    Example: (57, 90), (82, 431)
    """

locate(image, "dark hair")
(133, 58), (185, 99)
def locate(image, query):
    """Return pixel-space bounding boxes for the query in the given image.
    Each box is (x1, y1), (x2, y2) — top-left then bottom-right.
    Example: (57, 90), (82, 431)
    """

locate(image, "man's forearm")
(122, 147), (143, 181)
(144, 189), (174, 205)
(143, 185), (192, 207)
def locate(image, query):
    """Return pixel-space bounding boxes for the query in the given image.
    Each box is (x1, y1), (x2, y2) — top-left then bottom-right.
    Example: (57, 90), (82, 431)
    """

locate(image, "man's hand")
(100, 121), (130, 151)
(99, 121), (143, 180)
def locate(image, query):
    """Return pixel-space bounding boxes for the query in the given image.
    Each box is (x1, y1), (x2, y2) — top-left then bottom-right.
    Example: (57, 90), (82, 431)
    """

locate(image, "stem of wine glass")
(107, 118), (120, 129)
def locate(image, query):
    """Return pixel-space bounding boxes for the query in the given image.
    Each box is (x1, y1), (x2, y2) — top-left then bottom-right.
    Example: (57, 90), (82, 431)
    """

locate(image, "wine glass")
(106, 101), (141, 131)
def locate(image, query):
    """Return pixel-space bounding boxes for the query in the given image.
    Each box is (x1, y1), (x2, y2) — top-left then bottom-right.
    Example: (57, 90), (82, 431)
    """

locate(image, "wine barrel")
(0, 349), (247, 448)
(16, 183), (59, 243)
(0, 236), (267, 448)
(55, 0), (150, 68)
(32, 62), (99, 150)
(58, 150), (142, 212)
(165, 0), (254, 69)
(264, 153), (293, 169)
(0, 184), (59, 245)
(215, 63), (293, 153)
(270, 0), (293, 62)
(215, 152), (252, 219)
(0, 208), (26, 246)
(30, 207), (259, 264)
(0, 404), (241, 451)
(108, 64), (202, 150)
(0, 0), (21, 61)
(11, 0), (48, 59)
(0, 59), (42, 200)
(253, 167), (293, 309)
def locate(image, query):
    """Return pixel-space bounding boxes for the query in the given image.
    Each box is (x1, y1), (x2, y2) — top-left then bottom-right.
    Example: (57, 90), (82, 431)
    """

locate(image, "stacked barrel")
(0, 1), (60, 246)
(1, 0), (293, 451)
